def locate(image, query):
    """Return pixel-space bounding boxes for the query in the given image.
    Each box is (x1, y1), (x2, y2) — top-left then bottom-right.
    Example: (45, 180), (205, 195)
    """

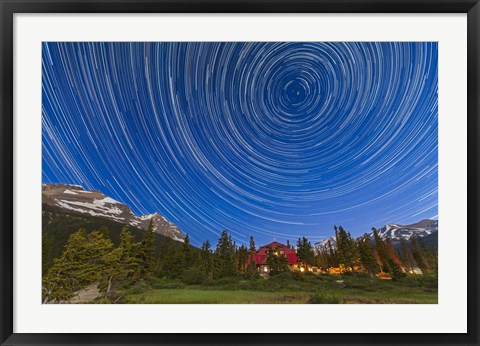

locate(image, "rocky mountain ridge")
(314, 219), (438, 253)
(42, 183), (186, 243)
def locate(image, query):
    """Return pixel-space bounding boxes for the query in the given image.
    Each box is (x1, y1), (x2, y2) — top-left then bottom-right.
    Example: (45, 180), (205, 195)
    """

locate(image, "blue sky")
(42, 42), (438, 246)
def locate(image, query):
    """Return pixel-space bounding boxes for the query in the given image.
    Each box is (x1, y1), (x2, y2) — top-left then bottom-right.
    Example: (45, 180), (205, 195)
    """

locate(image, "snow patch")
(129, 219), (142, 227)
(140, 213), (156, 220)
(64, 190), (78, 195)
(173, 235), (185, 243)
(55, 200), (125, 221)
(58, 199), (124, 216)
(100, 197), (120, 204)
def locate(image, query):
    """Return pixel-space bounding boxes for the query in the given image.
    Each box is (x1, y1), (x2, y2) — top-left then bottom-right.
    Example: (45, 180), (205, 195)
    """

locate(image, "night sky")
(42, 42), (438, 246)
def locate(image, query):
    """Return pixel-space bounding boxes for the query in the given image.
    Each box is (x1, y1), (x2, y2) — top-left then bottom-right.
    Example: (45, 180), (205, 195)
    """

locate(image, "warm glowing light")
(300, 267), (305, 272)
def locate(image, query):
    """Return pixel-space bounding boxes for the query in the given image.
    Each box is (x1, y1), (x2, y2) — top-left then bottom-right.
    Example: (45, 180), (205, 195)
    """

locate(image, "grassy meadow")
(43, 213), (438, 305)
(121, 272), (437, 304)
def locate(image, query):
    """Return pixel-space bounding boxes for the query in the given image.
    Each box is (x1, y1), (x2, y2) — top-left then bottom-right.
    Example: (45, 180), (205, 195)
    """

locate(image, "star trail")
(42, 42), (438, 246)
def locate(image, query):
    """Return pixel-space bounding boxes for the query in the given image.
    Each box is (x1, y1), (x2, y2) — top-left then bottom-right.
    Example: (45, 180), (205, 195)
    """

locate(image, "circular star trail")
(42, 42), (438, 245)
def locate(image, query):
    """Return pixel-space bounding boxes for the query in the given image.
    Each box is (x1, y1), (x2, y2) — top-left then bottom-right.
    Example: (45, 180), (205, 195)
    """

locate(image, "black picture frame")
(1, 1), (479, 345)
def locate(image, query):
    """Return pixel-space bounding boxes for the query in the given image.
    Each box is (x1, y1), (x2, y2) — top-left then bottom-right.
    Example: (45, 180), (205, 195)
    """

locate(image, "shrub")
(149, 277), (184, 289)
(124, 280), (150, 295)
(342, 276), (388, 292)
(254, 274), (304, 292)
(181, 268), (208, 285)
(299, 272), (319, 283)
(120, 279), (137, 289)
(92, 297), (113, 304)
(402, 274), (437, 289)
(316, 274), (339, 282)
(389, 259), (406, 281)
(125, 287), (144, 295)
(289, 271), (304, 281)
(308, 292), (341, 304)
(204, 276), (240, 288)
(271, 272), (295, 281)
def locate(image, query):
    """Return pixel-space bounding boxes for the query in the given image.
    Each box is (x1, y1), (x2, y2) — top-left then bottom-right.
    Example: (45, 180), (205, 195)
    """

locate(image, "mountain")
(313, 219), (438, 253)
(42, 203), (179, 263)
(372, 219), (437, 241)
(42, 183), (186, 242)
(139, 213), (185, 243)
(314, 236), (337, 252)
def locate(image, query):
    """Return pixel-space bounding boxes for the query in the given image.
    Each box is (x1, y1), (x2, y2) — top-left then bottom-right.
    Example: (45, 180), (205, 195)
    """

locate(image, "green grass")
(125, 289), (311, 304)
(122, 274), (438, 304)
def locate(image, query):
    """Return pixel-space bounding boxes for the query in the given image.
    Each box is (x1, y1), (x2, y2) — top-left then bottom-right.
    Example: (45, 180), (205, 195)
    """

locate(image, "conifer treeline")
(314, 226), (437, 279)
(43, 227), (257, 303)
(43, 221), (158, 303)
(42, 223), (437, 303)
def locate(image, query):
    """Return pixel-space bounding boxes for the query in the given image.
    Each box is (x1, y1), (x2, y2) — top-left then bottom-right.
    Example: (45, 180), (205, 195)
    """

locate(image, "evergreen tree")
(385, 238), (403, 269)
(98, 225), (110, 239)
(43, 229), (113, 303)
(410, 236), (427, 271)
(313, 249), (324, 269)
(296, 236), (314, 270)
(266, 246), (289, 275)
(334, 225), (345, 269)
(357, 235), (380, 276)
(157, 237), (184, 278)
(335, 226), (347, 269)
(42, 233), (54, 275)
(388, 258), (406, 281)
(249, 236), (256, 253)
(327, 239), (338, 267)
(335, 226), (359, 272)
(316, 246), (335, 270)
(433, 248), (438, 284)
(334, 225), (339, 249)
(372, 228), (393, 273)
(138, 219), (156, 277)
(351, 234), (361, 263)
(99, 226), (139, 301)
(347, 230), (361, 272)
(213, 230), (237, 278)
(189, 249), (202, 269)
(399, 238), (416, 268)
(418, 237), (434, 270)
(245, 257), (260, 280)
(200, 240), (213, 278)
(182, 234), (192, 269)
(235, 245), (249, 274)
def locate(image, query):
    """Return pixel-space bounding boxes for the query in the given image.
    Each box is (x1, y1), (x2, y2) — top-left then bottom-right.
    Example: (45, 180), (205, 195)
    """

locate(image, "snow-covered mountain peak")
(140, 212), (165, 221)
(313, 219), (438, 254)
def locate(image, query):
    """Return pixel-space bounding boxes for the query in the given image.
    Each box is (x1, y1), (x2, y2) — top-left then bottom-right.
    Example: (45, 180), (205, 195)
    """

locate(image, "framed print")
(1, 0), (479, 345)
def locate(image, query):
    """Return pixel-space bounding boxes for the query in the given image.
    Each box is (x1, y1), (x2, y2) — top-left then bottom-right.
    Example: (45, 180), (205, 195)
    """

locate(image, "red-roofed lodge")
(250, 241), (298, 274)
